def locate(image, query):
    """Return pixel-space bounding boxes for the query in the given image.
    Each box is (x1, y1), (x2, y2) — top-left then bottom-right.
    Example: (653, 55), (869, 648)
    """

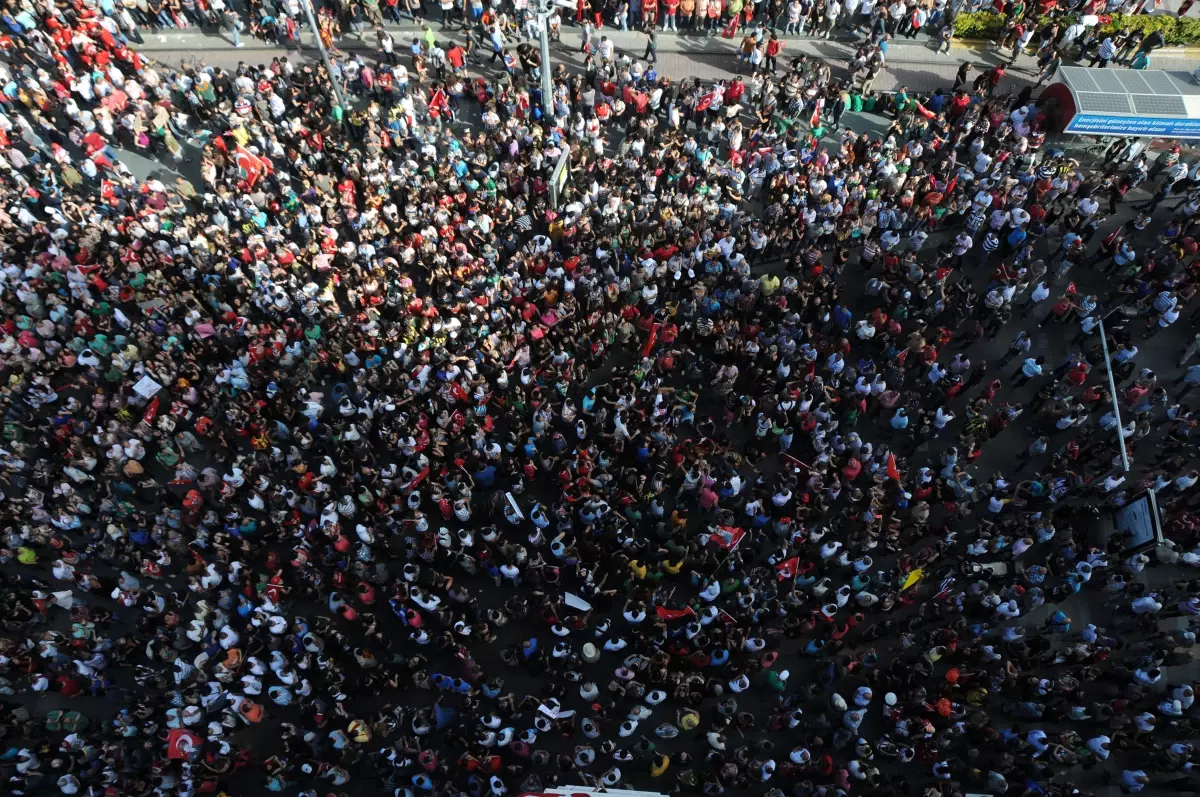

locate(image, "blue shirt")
(474, 465), (497, 486)
(1113, 346), (1138, 363)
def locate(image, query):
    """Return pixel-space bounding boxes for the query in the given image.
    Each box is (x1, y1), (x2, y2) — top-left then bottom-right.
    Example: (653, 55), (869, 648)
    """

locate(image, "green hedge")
(952, 11), (1009, 40)
(952, 11), (1200, 45)
(1099, 13), (1200, 43)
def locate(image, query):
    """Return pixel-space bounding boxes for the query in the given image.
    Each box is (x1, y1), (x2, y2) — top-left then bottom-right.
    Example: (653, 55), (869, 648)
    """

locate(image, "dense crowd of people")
(2, 1), (1200, 797)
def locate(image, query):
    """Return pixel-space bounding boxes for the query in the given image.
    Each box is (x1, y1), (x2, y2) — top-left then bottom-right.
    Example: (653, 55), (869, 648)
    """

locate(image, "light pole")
(1097, 315), (1130, 474)
(537, 8), (554, 121)
(533, 0), (575, 120)
(1097, 314), (1165, 547)
(299, 0), (349, 114)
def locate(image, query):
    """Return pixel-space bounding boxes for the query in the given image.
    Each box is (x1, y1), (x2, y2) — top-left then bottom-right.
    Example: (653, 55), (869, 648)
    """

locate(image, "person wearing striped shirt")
(1089, 36), (1118, 68)
(981, 231), (1001, 257)
(860, 238), (879, 268)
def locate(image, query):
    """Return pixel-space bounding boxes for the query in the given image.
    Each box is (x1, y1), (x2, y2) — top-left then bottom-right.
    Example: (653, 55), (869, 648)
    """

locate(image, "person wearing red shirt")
(643, 0), (659, 27)
(81, 130), (112, 162)
(1065, 363), (1089, 387)
(446, 43), (465, 74)
(724, 76), (744, 105)
(765, 33), (782, 73)
(663, 0), (679, 29)
(948, 90), (971, 119)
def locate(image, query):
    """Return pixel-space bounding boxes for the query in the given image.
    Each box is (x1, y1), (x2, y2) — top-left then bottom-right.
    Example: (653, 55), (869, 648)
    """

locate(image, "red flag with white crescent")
(404, 465), (430, 491)
(430, 88), (450, 114)
(641, 323), (660, 359)
(234, 145), (265, 188)
(776, 556), (800, 580)
(100, 179), (115, 201)
(713, 526), (746, 550)
(142, 396), (160, 426)
(810, 98), (825, 129)
(655, 606), (696, 621)
(886, 453), (901, 481)
(167, 728), (203, 760)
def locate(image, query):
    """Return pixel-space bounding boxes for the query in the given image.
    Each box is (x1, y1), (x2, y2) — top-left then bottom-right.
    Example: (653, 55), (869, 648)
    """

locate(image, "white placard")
(133, 375), (163, 399)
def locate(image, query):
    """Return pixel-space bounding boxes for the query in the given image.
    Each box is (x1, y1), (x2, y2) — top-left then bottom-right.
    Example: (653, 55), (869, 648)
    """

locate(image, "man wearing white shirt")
(1087, 736), (1111, 760)
(1060, 21), (1086, 51)
(1131, 594), (1163, 614)
(821, 0), (843, 38)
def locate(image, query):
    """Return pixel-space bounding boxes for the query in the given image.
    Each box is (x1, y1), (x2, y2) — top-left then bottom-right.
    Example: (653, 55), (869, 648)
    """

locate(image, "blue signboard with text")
(1066, 114), (1200, 138)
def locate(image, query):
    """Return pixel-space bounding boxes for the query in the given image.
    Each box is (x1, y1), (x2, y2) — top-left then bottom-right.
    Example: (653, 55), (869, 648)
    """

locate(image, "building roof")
(1043, 67), (1200, 138)
(1059, 66), (1200, 117)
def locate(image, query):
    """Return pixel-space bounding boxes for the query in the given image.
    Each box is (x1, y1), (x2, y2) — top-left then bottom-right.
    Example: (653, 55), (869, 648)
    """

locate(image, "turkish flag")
(776, 557), (800, 580)
(100, 179), (115, 201)
(713, 526), (746, 550)
(777, 556), (796, 583)
(404, 465), (430, 491)
(234, 145), (266, 188)
(430, 88), (450, 116)
(656, 606), (695, 621)
(641, 323), (660, 359)
(166, 729), (203, 760)
(142, 396), (160, 426)
(886, 453), (901, 481)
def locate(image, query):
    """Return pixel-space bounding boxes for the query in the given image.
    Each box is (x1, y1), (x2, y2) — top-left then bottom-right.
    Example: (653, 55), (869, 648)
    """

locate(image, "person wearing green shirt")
(362, 0), (384, 26)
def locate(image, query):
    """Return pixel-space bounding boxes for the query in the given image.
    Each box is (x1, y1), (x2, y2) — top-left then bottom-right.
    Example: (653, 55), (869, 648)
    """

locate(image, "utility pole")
(299, 0), (349, 114)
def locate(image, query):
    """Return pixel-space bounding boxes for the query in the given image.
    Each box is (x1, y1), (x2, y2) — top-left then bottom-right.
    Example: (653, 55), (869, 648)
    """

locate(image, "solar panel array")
(1132, 94), (1188, 116)
(1075, 91), (1133, 114)
(1059, 67), (1198, 118)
